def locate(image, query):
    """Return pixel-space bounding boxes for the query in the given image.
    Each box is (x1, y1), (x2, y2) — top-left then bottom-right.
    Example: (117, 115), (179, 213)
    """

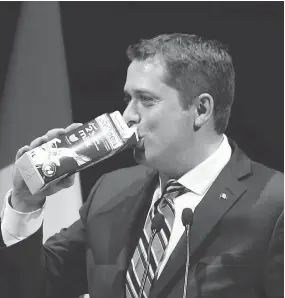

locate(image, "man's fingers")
(15, 145), (30, 161)
(65, 123), (83, 133)
(16, 123), (83, 166)
(27, 124), (83, 151)
(44, 124), (82, 140)
(45, 128), (66, 140)
(29, 135), (49, 149)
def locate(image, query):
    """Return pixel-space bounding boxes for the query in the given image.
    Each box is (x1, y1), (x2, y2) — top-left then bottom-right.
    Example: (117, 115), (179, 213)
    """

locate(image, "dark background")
(0, 2), (283, 200)
(60, 2), (284, 199)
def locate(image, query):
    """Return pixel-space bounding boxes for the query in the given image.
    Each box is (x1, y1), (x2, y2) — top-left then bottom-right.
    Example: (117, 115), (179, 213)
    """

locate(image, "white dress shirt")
(1, 135), (231, 277)
(1, 190), (46, 246)
(147, 135), (231, 277)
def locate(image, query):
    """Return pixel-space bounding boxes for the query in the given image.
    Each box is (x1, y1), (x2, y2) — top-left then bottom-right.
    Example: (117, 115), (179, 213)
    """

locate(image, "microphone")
(138, 213), (164, 298)
(181, 208), (194, 298)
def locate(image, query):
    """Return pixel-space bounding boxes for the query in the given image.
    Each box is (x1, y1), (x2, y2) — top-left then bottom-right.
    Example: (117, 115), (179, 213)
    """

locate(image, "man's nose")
(123, 100), (140, 127)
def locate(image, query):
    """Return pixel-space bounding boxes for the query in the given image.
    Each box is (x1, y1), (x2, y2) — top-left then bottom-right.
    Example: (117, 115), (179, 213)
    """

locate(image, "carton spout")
(109, 111), (139, 144)
(125, 126), (139, 146)
(129, 126), (139, 141)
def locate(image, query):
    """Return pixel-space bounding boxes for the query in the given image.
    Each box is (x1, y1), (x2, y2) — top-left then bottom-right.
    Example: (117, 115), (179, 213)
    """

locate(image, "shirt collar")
(158, 135), (232, 196)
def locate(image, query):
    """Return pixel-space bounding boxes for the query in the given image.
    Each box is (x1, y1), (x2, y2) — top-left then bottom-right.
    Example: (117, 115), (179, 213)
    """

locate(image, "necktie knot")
(161, 179), (187, 202)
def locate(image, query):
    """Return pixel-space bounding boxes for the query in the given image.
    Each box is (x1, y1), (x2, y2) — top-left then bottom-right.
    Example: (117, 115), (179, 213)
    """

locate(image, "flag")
(0, 2), (83, 242)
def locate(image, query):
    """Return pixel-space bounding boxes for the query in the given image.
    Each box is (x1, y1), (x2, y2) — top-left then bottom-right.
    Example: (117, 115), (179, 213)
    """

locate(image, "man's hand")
(11, 123), (83, 213)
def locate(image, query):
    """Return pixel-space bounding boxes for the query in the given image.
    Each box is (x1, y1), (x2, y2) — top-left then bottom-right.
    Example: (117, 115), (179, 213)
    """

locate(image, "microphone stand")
(183, 224), (190, 298)
(181, 208), (193, 298)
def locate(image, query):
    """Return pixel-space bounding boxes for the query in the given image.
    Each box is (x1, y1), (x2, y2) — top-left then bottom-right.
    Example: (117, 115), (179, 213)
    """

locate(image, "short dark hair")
(126, 33), (235, 134)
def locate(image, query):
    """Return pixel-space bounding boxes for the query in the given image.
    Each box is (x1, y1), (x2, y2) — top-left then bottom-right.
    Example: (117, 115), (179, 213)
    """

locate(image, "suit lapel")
(87, 167), (158, 297)
(150, 142), (251, 297)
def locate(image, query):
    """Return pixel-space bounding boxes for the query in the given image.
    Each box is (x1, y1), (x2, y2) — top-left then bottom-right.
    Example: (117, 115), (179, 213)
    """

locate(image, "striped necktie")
(125, 179), (187, 298)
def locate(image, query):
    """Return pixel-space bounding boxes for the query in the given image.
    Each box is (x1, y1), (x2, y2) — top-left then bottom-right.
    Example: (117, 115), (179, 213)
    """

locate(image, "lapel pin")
(219, 192), (228, 200)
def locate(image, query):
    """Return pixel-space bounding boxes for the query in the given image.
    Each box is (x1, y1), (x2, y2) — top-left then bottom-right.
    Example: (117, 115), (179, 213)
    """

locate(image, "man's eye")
(139, 95), (154, 106)
(124, 95), (131, 105)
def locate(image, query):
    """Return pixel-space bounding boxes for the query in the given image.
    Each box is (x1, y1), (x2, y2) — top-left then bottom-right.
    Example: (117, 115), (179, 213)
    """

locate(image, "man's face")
(123, 59), (195, 175)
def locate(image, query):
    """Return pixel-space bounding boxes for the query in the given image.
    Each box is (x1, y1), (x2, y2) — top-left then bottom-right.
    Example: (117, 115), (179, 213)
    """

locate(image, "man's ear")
(193, 93), (214, 129)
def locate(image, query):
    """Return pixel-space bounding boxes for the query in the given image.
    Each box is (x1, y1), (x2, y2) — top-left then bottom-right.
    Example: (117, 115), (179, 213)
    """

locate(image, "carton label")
(28, 114), (124, 184)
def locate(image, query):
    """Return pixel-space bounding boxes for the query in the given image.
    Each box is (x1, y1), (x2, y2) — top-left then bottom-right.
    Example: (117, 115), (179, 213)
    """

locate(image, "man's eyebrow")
(133, 89), (160, 98)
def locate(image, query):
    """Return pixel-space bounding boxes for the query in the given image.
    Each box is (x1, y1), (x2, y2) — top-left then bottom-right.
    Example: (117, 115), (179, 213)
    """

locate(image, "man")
(0, 33), (283, 298)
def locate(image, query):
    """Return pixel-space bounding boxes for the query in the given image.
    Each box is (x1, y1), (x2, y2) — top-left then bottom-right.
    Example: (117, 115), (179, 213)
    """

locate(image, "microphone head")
(182, 208), (193, 227)
(151, 213), (165, 232)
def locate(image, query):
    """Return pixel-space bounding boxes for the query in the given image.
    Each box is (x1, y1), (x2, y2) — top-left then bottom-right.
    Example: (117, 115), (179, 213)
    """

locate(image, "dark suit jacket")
(0, 141), (283, 298)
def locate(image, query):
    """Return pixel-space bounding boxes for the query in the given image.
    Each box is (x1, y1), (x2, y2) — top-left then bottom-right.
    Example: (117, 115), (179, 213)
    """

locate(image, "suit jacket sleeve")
(262, 172), (284, 298)
(0, 175), (105, 298)
(263, 210), (284, 298)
